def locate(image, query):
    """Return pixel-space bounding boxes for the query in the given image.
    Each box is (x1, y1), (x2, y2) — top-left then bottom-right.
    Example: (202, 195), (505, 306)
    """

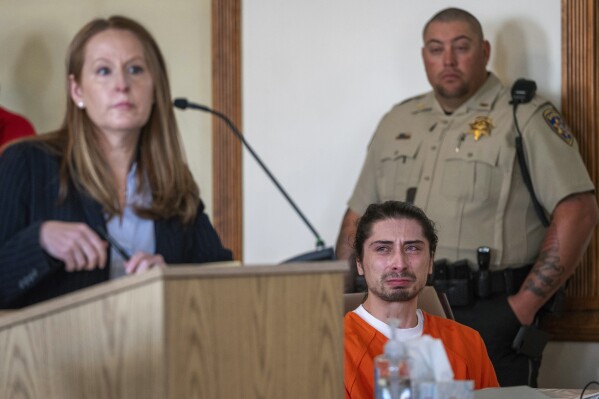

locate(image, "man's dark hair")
(423, 7), (484, 42)
(353, 201), (438, 262)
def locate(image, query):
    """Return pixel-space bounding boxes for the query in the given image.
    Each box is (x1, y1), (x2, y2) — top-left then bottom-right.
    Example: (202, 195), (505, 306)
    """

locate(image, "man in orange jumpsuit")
(344, 201), (499, 398)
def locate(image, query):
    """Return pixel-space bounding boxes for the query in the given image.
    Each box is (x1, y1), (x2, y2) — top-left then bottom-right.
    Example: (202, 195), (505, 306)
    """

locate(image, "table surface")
(475, 386), (599, 399)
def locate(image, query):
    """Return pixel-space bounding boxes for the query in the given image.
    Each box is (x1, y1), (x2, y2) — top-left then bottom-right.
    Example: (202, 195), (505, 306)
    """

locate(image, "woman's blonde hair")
(39, 15), (199, 224)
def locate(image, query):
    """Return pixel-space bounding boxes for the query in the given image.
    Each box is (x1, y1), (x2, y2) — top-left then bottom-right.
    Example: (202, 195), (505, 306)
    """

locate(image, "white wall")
(242, 0), (562, 264)
(243, 0), (599, 389)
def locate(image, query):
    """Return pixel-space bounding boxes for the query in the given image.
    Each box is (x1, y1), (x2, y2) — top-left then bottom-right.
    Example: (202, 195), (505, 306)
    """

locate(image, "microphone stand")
(173, 98), (335, 263)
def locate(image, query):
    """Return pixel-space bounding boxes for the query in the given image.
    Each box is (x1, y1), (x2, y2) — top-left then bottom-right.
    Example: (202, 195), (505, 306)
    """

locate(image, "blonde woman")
(0, 16), (231, 309)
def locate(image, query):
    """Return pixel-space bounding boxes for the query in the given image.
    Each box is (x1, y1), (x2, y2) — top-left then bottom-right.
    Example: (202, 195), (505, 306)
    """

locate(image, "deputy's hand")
(124, 252), (166, 275)
(40, 221), (107, 272)
(507, 293), (536, 326)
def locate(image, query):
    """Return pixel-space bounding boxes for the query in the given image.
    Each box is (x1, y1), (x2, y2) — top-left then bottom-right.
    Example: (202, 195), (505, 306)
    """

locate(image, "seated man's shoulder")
(344, 311), (376, 343)
(423, 312), (489, 373)
(423, 312), (498, 388)
(344, 312), (381, 390)
(423, 312), (484, 349)
(344, 312), (386, 359)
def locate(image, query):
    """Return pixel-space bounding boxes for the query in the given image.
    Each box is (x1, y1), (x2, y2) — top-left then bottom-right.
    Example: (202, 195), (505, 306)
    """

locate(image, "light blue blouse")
(107, 163), (155, 279)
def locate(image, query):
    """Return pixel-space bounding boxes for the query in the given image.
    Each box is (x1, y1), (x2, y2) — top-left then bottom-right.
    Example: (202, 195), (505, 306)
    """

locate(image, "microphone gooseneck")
(173, 97), (327, 251)
(174, 98), (211, 112)
(173, 98), (189, 109)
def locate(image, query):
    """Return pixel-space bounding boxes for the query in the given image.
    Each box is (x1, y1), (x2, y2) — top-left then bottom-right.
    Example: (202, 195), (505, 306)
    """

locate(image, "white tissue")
(404, 336), (473, 399)
(404, 335), (454, 382)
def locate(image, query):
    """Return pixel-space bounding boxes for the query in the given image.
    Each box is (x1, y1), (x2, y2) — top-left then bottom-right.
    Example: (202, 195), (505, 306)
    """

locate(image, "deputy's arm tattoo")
(523, 225), (565, 298)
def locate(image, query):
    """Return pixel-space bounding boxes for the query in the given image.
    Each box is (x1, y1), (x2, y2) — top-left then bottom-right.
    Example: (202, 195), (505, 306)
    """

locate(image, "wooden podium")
(0, 262), (347, 398)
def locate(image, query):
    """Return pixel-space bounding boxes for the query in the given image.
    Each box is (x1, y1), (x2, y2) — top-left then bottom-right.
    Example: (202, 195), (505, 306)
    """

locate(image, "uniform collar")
(417, 72), (504, 116)
(458, 72), (504, 113)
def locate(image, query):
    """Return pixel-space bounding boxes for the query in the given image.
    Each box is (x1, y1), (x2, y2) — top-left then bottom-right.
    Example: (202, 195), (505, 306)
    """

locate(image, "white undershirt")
(353, 305), (424, 341)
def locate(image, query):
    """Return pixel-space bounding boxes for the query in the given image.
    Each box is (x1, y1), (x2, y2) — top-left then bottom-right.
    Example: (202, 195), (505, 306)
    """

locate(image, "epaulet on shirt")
(398, 93), (427, 106)
(402, 93), (433, 115)
(366, 94), (429, 150)
(383, 94), (426, 117)
(510, 93), (551, 125)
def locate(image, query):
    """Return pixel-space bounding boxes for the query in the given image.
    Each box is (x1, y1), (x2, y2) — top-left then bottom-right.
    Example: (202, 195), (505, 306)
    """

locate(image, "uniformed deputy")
(336, 7), (599, 387)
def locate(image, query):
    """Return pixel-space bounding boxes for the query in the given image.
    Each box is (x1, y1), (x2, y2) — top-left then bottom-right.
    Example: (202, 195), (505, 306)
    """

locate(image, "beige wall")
(0, 0), (214, 212)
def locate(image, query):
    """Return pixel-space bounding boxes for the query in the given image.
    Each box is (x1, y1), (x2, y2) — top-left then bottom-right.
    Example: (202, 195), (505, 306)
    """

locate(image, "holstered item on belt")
(512, 324), (549, 359)
(473, 264), (533, 297)
(433, 259), (474, 307)
(434, 260), (532, 307)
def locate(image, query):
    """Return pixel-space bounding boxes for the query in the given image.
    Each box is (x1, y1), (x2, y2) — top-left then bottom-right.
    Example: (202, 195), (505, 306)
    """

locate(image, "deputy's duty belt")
(432, 259), (532, 307)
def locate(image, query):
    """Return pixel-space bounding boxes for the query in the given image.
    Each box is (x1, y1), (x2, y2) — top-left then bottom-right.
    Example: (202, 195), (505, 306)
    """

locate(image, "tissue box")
(414, 380), (474, 399)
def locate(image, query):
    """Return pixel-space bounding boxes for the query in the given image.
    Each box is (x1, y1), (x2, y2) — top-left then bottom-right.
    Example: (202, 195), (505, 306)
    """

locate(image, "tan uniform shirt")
(349, 73), (594, 270)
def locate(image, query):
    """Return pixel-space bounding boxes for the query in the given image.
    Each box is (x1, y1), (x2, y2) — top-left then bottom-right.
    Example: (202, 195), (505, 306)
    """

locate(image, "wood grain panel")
(0, 263), (347, 398)
(165, 270), (344, 398)
(543, 0), (599, 341)
(543, 308), (599, 342)
(212, 0), (243, 260)
(0, 282), (165, 399)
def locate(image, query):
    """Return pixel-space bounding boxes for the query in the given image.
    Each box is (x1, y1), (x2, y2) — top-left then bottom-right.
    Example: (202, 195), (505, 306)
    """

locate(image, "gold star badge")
(468, 116), (494, 141)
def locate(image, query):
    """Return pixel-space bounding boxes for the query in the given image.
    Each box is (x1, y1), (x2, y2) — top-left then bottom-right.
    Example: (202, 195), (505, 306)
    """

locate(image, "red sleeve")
(0, 109), (36, 148)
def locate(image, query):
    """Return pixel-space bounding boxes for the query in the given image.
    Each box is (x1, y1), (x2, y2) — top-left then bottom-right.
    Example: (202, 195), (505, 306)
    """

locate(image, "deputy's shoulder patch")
(543, 106), (574, 146)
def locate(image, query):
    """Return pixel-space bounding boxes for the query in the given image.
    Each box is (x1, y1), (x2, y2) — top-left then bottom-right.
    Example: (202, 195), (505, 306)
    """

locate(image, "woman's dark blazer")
(0, 142), (232, 308)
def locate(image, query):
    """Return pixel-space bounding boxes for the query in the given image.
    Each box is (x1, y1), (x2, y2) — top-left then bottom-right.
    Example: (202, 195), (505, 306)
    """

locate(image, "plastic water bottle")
(374, 318), (412, 399)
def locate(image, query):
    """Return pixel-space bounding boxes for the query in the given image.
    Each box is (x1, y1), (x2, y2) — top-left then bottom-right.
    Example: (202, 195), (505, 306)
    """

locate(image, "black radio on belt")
(432, 258), (474, 307)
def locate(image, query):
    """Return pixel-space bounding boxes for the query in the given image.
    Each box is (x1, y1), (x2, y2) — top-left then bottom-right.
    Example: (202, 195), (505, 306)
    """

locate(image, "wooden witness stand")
(0, 262), (346, 398)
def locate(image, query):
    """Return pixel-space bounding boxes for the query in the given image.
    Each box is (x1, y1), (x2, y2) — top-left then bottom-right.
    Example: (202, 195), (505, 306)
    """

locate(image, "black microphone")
(173, 98), (334, 262)
(510, 78), (537, 105)
(173, 98), (211, 112)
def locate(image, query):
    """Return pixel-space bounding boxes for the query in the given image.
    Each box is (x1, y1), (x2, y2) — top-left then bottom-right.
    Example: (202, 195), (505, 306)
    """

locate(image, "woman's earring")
(77, 101), (85, 109)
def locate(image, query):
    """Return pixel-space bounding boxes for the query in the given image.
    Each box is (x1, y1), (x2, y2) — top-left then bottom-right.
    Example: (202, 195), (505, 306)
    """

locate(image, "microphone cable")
(173, 98), (327, 251)
(580, 380), (599, 399)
